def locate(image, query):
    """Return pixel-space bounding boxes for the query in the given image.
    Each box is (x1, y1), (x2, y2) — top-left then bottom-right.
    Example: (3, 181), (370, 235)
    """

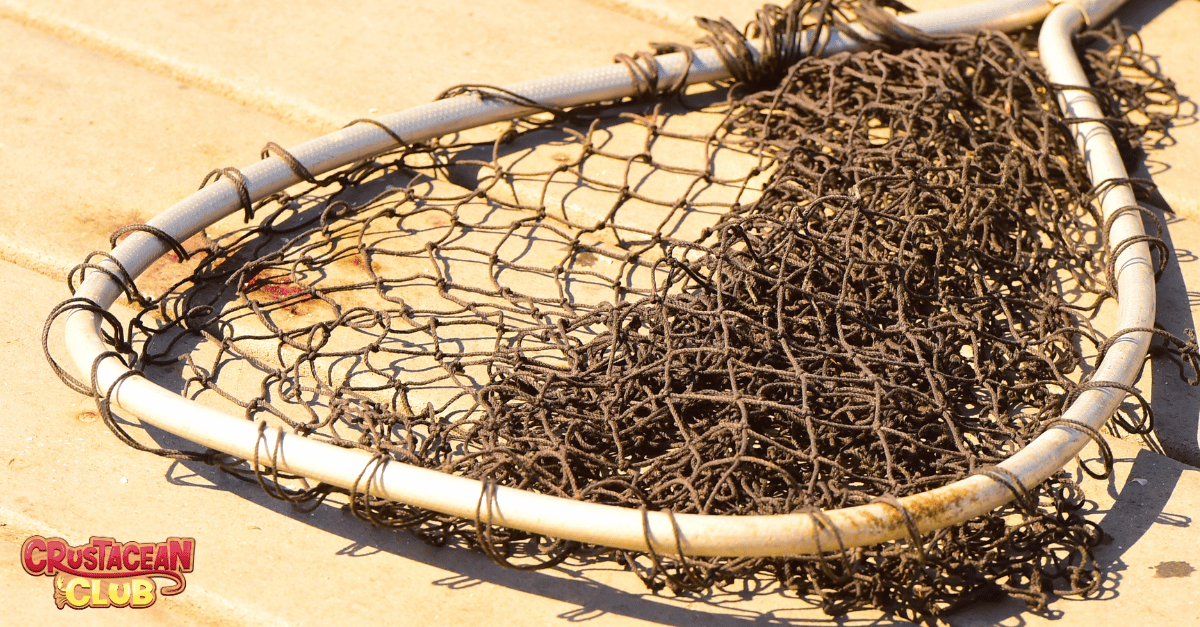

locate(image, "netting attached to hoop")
(44, 1), (1197, 623)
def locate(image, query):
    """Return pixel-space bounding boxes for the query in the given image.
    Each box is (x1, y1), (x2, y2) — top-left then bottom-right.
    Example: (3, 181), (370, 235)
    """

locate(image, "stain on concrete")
(1154, 561), (1196, 578)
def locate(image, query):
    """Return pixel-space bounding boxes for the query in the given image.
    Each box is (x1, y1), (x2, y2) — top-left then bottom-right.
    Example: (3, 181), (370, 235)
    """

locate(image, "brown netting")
(45, 1), (1198, 624)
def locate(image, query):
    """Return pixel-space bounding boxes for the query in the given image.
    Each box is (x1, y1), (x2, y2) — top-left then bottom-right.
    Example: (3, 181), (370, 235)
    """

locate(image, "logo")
(20, 536), (195, 609)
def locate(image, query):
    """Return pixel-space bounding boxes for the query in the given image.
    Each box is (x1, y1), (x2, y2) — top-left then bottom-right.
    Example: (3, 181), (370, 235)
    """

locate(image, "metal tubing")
(61, 0), (1145, 557)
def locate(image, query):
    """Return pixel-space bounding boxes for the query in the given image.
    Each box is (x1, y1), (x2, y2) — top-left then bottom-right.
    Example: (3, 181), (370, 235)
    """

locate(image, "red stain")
(262, 283), (305, 299)
(243, 271), (305, 300)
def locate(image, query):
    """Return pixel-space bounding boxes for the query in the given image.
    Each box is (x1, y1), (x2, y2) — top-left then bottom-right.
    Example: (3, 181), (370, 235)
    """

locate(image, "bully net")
(46, 1), (1196, 624)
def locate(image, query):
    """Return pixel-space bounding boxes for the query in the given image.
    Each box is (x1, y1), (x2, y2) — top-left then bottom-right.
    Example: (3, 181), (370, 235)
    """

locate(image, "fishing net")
(45, 1), (1196, 624)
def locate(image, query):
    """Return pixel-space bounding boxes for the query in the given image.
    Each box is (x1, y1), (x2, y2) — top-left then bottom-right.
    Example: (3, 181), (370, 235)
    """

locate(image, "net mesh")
(46, 2), (1197, 624)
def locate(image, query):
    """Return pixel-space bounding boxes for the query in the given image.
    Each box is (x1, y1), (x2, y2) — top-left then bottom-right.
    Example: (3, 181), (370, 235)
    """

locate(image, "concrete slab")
(584, 0), (767, 36)
(7, 0), (1200, 625)
(0, 0), (682, 133)
(0, 19), (310, 282)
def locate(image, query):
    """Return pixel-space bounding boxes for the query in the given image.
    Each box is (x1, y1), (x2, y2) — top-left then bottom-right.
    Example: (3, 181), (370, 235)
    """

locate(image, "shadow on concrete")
(153, 443), (920, 627)
(1145, 204), (1200, 466)
(1083, 448), (1192, 593)
(1111, 0), (1181, 33)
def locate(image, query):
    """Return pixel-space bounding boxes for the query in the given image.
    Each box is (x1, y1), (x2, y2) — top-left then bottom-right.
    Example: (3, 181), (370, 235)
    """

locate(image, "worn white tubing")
(62, 0), (1148, 556)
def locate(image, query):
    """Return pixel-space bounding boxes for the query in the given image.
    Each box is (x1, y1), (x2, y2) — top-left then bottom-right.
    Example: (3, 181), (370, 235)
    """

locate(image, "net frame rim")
(57, 0), (1151, 557)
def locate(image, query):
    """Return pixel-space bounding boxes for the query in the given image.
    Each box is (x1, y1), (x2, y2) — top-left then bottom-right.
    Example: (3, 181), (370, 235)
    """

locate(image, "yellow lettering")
(130, 578), (156, 608)
(89, 577), (110, 607)
(108, 580), (132, 606)
(64, 577), (90, 608)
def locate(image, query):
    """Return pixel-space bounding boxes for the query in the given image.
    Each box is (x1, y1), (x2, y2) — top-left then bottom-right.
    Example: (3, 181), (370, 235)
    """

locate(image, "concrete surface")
(4, 0), (1200, 625)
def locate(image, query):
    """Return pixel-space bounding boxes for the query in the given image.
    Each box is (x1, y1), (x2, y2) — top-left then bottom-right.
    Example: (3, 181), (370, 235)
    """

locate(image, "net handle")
(60, 0), (1146, 557)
